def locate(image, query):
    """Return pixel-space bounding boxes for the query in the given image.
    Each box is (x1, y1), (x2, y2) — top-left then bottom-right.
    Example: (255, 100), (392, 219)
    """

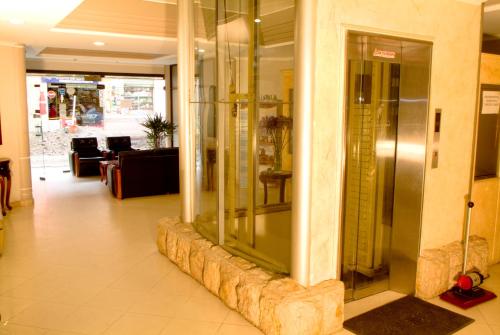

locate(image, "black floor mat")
(344, 295), (474, 335)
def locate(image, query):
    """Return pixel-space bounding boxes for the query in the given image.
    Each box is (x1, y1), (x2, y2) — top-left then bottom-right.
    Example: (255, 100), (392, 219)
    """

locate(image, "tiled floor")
(0, 168), (263, 335)
(1, 167), (500, 334)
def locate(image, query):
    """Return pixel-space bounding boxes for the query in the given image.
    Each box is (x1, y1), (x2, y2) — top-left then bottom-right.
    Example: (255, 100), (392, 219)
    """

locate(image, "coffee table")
(99, 160), (118, 184)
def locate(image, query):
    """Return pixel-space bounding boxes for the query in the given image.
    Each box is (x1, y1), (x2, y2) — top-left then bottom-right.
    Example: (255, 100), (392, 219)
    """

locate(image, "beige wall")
(0, 43), (33, 205)
(471, 53), (500, 265)
(308, 0), (482, 284)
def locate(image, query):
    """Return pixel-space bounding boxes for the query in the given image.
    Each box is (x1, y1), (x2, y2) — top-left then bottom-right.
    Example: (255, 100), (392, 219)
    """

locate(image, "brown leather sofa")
(69, 137), (106, 177)
(107, 147), (179, 199)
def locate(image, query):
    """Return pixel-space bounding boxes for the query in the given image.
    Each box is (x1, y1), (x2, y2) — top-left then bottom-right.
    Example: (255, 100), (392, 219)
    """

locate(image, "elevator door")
(342, 33), (432, 301)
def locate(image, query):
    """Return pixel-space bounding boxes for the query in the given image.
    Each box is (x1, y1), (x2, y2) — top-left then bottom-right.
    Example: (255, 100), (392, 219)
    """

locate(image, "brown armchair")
(105, 136), (135, 159)
(69, 137), (106, 177)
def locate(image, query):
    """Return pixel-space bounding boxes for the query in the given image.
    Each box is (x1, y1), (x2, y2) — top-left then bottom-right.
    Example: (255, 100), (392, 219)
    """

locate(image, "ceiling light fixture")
(9, 18), (24, 25)
(93, 41), (105, 46)
(254, 18), (261, 23)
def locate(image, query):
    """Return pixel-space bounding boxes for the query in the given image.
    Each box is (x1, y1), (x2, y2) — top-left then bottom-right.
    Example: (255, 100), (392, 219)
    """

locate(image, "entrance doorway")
(341, 32), (432, 301)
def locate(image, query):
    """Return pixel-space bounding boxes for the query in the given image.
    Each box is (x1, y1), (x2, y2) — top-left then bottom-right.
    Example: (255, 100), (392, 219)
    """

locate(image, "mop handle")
(462, 201), (474, 274)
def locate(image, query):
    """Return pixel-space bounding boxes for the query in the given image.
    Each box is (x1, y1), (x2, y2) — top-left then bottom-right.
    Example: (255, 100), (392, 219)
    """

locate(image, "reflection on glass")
(192, 2), (218, 242)
(342, 40), (400, 300)
(191, 0), (295, 273)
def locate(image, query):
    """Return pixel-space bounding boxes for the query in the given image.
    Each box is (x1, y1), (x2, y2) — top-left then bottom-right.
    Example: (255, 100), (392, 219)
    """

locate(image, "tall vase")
(273, 146), (282, 171)
(154, 135), (164, 149)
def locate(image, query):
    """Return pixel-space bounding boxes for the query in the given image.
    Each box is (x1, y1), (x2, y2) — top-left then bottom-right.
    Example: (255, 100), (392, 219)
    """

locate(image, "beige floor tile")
(490, 324), (500, 335)
(0, 324), (45, 335)
(102, 313), (169, 335)
(0, 275), (29, 294)
(83, 289), (150, 312)
(174, 294), (230, 323)
(150, 270), (200, 297)
(129, 292), (190, 317)
(9, 302), (77, 329)
(45, 283), (105, 306)
(478, 297), (500, 326)
(216, 324), (264, 335)
(223, 311), (253, 326)
(160, 319), (220, 335)
(55, 306), (123, 335)
(0, 296), (34, 321)
(0, 259), (45, 280)
(107, 270), (165, 292)
(454, 321), (495, 335)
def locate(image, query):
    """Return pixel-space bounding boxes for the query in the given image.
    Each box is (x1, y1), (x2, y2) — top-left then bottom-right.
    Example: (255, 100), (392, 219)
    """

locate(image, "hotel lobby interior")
(2, 0), (500, 334)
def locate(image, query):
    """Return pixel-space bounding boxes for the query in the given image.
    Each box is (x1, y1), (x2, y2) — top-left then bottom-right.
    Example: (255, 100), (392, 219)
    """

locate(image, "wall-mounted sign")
(373, 48), (396, 59)
(481, 90), (500, 114)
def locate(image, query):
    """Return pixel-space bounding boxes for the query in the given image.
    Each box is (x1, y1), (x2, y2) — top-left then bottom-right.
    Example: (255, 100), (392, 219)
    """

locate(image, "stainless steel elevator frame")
(342, 32), (432, 300)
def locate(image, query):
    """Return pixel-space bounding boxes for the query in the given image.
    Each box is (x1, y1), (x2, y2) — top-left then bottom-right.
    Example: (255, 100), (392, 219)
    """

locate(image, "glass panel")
(191, 0), (294, 274)
(192, 0), (218, 242)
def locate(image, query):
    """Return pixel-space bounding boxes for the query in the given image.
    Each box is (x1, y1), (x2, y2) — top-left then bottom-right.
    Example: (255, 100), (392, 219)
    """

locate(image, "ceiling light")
(9, 18), (24, 25)
(254, 18), (261, 23)
(198, 49), (205, 53)
(93, 41), (105, 46)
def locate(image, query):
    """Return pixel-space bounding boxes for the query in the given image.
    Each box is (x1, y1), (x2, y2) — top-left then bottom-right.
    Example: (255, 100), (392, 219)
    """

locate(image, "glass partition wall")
(191, 0), (295, 273)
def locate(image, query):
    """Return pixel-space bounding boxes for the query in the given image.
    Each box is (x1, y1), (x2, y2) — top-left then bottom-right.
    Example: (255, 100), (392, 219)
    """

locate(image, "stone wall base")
(157, 216), (345, 335)
(416, 236), (489, 299)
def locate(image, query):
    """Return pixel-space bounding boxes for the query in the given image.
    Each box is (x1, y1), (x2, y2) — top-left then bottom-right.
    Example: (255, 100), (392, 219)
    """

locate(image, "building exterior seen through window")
(26, 74), (166, 168)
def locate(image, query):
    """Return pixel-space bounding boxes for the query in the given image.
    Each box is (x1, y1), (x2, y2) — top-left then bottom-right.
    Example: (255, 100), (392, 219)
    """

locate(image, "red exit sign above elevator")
(373, 48), (397, 59)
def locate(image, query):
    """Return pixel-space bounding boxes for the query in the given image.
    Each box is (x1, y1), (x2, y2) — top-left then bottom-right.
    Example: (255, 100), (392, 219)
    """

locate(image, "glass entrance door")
(342, 35), (401, 301)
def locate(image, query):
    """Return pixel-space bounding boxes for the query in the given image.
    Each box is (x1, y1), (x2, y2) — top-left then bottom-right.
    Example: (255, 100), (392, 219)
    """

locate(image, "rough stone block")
(203, 246), (232, 296)
(468, 236), (489, 276)
(189, 238), (215, 283)
(441, 241), (463, 285)
(310, 280), (344, 334)
(157, 221), (168, 255)
(416, 248), (449, 299)
(271, 280), (344, 335)
(219, 257), (256, 309)
(259, 278), (306, 335)
(176, 230), (203, 274)
(166, 222), (194, 264)
(237, 268), (276, 327)
(416, 235), (490, 299)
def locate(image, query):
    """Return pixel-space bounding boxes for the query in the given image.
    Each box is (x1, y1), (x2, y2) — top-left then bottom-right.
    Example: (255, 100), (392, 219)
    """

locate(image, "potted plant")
(259, 115), (292, 171)
(141, 114), (177, 149)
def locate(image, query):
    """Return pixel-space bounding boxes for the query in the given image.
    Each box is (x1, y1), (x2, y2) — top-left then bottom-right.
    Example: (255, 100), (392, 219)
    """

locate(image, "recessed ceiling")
(1, 0), (499, 68)
(56, 0), (177, 39)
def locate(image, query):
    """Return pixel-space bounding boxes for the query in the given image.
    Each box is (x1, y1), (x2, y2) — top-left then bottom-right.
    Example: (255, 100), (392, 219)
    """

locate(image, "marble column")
(0, 43), (33, 206)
